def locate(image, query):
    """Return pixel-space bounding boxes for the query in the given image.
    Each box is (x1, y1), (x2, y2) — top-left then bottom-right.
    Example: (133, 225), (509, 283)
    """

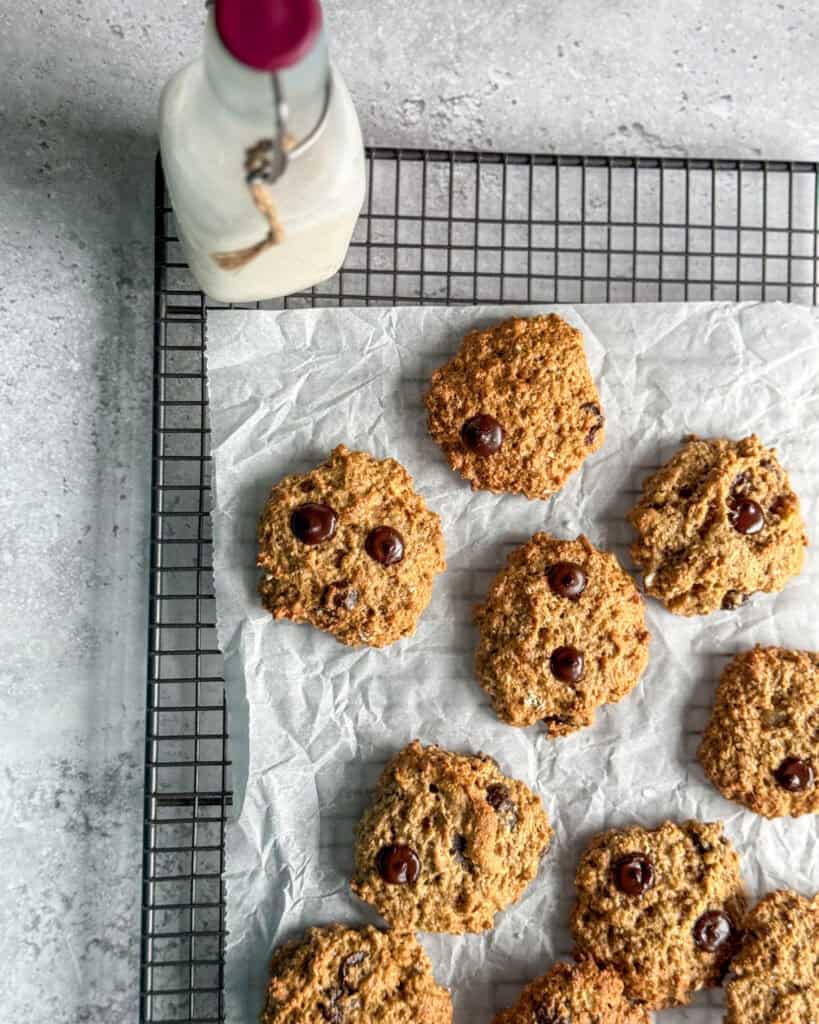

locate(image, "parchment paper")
(207, 302), (819, 1024)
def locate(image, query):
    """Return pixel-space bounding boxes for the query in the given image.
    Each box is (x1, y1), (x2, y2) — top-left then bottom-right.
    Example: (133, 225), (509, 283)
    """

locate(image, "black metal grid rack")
(141, 150), (819, 1023)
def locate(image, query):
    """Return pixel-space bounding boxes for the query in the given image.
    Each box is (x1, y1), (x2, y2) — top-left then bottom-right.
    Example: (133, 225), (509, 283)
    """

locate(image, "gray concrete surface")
(0, 1), (816, 1020)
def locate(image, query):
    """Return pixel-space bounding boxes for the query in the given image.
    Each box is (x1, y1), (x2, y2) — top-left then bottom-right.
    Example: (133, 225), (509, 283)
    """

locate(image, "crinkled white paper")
(207, 302), (819, 1024)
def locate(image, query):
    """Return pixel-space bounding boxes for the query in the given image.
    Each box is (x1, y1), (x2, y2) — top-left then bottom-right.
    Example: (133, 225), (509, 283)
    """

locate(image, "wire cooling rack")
(141, 150), (819, 1023)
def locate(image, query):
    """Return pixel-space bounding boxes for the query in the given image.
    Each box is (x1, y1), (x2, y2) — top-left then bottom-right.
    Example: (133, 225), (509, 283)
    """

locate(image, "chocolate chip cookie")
(571, 819), (747, 1009)
(474, 534), (650, 735)
(260, 924), (452, 1023)
(493, 959), (649, 1024)
(425, 315), (604, 499)
(351, 740), (552, 933)
(628, 434), (807, 616)
(257, 445), (445, 647)
(698, 647), (819, 818)
(726, 889), (819, 1024)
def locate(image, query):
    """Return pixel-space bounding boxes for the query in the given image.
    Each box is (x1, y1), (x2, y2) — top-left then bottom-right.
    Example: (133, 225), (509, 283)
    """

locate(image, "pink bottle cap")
(215, 0), (322, 71)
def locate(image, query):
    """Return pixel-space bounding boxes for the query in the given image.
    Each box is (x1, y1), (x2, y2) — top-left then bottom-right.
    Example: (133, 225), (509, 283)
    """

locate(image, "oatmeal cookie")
(493, 959), (649, 1024)
(474, 534), (650, 735)
(628, 434), (807, 615)
(257, 445), (445, 647)
(726, 889), (819, 1024)
(698, 647), (819, 818)
(571, 819), (747, 1008)
(351, 740), (552, 933)
(260, 924), (452, 1023)
(425, 315), (604, 499)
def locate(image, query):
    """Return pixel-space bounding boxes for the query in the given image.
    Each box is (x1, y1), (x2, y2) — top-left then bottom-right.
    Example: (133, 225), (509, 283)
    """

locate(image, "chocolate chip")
(693, 910), (737, 952)
(581, 401), (605, 446)
(299, 479), (315, 493)
(542, 714), (572, 729)
(547, 562), (588, 600)
(461, 413), (504, 456)
(486, 783), (519, 828)
(321, 580), (359, 613)
(338, 951), (368, 993)
(550, 645), (584, 684)
(376, 844), (420, 884)
(728, 497), (765, 535)
(450, 833), (468, 864)
(290, 503), (337, 545)
(612, 852), (655, 896)
(485, 783), (510, 809)
(687, 827), (712, 856)
(679, 483), (696, 499)
(535, 1010), (569, 1024)
(730, 471), (752, 498)
(721, 590), (750, 611)
(769, 494), (789, 517)
(318, 988), (343, 1022)
(774, 756), (814, 792)
(365, 526), (404, 566)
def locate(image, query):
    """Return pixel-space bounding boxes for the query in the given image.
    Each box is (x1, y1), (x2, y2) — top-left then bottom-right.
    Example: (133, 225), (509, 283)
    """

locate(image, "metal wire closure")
(245, 72), (334, 187)
(264, 73), (290, 183)
(143, 151), (819, 1024)
(288, 73), (333, 160)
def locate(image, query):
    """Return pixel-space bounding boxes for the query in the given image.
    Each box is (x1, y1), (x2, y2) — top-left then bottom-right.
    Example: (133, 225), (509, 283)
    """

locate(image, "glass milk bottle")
(159, 0), (365, 303)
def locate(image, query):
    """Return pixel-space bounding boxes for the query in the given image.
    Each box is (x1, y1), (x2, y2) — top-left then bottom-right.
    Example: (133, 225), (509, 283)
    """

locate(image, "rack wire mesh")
(142, 150), (819, 1023)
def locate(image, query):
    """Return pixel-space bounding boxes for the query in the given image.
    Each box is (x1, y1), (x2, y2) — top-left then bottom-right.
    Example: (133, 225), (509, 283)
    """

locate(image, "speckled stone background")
(0, 1), (816, 1020)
